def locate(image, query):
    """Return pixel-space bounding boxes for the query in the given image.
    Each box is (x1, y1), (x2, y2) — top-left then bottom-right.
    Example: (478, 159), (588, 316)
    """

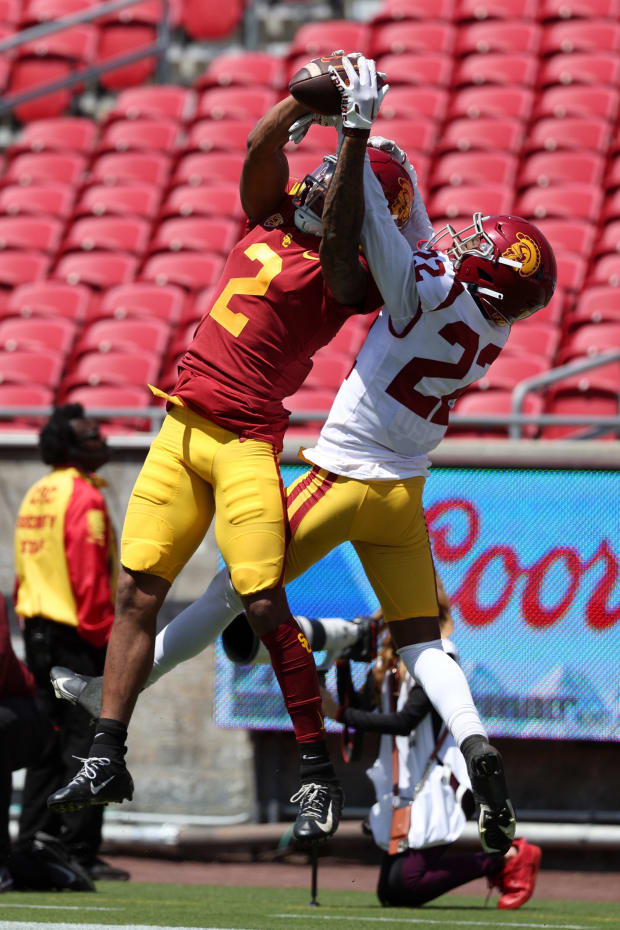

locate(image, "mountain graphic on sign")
(532, 665), (607, 712)
(467, 663), (505, 697)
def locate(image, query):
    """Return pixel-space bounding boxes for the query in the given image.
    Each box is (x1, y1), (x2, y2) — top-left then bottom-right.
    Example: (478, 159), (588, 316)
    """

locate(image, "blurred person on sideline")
(320, 581), (542, 910)
(13, 404), (128, 882)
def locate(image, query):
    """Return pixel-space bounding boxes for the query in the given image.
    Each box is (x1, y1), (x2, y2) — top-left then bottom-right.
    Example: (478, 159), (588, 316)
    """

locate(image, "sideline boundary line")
(272, 913), (589, 929)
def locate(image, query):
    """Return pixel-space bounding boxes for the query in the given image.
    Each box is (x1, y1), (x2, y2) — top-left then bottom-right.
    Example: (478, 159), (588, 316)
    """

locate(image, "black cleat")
(462, 736), (516, 855)
(290, 780), (344, 843)
(47, 756), (133, 813)
(50, 666), (103, 721)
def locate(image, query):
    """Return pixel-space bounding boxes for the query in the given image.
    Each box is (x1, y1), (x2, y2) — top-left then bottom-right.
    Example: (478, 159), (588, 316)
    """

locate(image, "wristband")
(342, 126), (370, 138)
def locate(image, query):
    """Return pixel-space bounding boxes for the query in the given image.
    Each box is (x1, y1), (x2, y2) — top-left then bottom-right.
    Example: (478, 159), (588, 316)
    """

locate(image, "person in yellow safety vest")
(13, 403), (128, 883)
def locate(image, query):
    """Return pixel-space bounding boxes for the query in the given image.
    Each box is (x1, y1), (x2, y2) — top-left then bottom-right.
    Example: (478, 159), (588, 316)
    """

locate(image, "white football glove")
(288, 112), (341, 145)
(329, 54), (389, 134)
(369, 135), (410, 174)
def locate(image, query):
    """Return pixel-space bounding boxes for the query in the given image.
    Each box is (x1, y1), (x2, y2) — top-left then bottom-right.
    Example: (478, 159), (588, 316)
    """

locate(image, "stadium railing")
(0, 0), (171, 116)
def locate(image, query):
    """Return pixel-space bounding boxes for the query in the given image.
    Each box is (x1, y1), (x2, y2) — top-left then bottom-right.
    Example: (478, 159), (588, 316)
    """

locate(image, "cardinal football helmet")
(426, 213), (556, 326)
(293, 147), (414, 236)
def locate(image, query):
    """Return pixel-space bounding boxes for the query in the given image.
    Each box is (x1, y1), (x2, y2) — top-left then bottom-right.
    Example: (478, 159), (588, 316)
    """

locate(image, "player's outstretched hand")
(329, 54), (389, 135)
(288, 112), (341, 145)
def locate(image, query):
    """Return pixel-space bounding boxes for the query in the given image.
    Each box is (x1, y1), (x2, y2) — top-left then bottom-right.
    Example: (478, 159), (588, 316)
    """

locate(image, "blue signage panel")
(214, 465), (620, 742)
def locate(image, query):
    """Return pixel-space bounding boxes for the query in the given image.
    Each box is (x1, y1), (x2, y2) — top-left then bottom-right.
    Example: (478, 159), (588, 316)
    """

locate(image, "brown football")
(289, 54), (386, 117)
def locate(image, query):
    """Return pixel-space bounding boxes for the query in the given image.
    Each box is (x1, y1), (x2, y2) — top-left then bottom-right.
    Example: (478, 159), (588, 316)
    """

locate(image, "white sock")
(147, 569), (243, 686)
(397, 640), (487, 748)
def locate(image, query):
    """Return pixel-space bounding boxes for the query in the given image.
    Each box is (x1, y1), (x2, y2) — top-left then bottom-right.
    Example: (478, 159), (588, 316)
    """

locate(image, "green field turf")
(0, 883), (619, 930)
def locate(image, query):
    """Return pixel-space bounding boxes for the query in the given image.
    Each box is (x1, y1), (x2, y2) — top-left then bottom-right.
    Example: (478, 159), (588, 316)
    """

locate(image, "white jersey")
(304, 158), (510, 481)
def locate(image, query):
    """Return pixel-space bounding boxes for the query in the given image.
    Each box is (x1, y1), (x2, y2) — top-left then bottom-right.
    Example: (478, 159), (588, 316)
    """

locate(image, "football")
(289, 54), (386, 117)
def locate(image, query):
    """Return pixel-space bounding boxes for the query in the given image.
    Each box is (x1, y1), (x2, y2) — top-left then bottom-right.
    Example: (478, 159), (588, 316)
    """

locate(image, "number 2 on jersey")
(386, 321), (502, 425)
(209, 242), (283, 337)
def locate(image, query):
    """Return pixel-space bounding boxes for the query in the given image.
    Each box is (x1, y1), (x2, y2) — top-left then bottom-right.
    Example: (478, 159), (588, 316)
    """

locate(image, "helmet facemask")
(293, 155), (337, 237)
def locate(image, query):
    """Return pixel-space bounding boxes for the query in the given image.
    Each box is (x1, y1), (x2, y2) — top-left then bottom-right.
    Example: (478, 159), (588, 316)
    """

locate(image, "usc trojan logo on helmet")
(392, 177), (413, 229)
(502, 232), (541, 278)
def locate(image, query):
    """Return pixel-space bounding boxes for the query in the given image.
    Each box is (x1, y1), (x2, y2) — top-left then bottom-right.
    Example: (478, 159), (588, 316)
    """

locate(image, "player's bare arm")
(241, 95), (312, 222)
(320, 133), (369, 307)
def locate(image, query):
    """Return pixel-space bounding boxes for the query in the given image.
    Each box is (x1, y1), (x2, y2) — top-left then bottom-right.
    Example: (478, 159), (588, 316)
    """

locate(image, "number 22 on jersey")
(208, 243), (282, 338)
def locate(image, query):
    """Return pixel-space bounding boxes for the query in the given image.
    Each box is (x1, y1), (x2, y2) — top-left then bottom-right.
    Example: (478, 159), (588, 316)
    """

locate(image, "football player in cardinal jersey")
(50, 55), (556, 856)
(48, 58), (402, 843)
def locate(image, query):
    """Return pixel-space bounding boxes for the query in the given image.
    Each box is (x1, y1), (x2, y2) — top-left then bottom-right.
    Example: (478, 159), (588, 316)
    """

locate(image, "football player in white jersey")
(51, 56), (556, 856)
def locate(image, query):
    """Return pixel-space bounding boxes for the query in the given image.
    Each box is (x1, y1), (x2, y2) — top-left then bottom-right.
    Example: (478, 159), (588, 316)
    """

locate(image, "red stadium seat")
(513, 185), (603, 223)
(285, 123), (340, 154)
(105, 86), (196, 123)
(96, 0), (182, 26)
(7, 281), (91, 323)
(540, 19), (620, 55)
(181, 0), (243, 41)
(504, 322), (560, 362)
(586, 255), (620, 288)
(473, 355), (549, 392)
(0, 350), (64, 387)
(59, 349), (161, 396)
(196, 52), (285, 91)
(363, 118), (437, 157)
(318, 318), (368, 357)
(62, 217), (151, 255)
(74, 318), (170, 358)
(10, 117), (98, 154)
(149, 217), (239, 256)
(196, 87), (278, 122)
(533, 85), (619, 121)
(427, 185), (513, 220)
(5, 152), (86, 186)
(369, 21), (455, 56)
(454, 21), (541, 55)
(0, 216), (62, 253)
(304, 355), (352, 392)
(436, 117), (523, 154)
(96, 24), (157, 91)
(284, 152), (324, 182)
(528, 286), (566, 327)
(371, 0), (455, 23)
(98, 118), (182, 155)
(430, 152), (517, 189)
(286, 387), (336, 418)
(533, 219), (596, 257)
(378, 87), (448, 122)
(548, 361), (620, 395)
(0, 383), (54, 417)
(538, 0), (620, 20)
(568, 287), (620, 328)
(542, 394), (619, 440)
(171, 153), (245, 187)
(556, 252), (587, 291)
(98, 283), (186, 324)
(159, 184), (243, 221)
(558, 323), (620, 363)
(74, 184), (161, 220)
(538, 53), (620, 88)
(7, 58), (73, 122)
(517, 152), (604, 189)
(455, 0), (539, 19)
(448, 86), (534, 121)
(592, 222), (620, 260)
(185, 119), (254, 154)
(374, 53), (453, 87)
(54, 252), (137, 289)
(524, 118), (610, 154)
(451, 389), (543, 439)
(140, 253), (224, 291)
(0, 252), (50, 289)
(0, 317), (75, 354)
(286, 21), (369, 60)
(62, 384), (153, 432)
(21, 0), (93, 20)
(89, 152), (170, 187)
(0, 184), (75, 219)
(0, 0), (20, 21)
(452, 53), (538, 87)
(605, 155), (620, 191)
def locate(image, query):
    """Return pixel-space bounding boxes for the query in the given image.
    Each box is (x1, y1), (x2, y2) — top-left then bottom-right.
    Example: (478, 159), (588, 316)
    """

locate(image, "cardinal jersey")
(170, 188), (381, 449)
(304, 250), (510, 481)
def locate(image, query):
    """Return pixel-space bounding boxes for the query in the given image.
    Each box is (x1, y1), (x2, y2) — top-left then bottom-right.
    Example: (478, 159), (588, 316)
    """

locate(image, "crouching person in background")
(12, 404), (128, 883)
(321, 583), (542, 910)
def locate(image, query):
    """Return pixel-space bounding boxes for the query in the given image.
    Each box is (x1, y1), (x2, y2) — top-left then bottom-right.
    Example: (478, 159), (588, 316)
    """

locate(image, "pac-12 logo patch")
(264, 213), (283, 228)
(502, 232), (541, 278)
